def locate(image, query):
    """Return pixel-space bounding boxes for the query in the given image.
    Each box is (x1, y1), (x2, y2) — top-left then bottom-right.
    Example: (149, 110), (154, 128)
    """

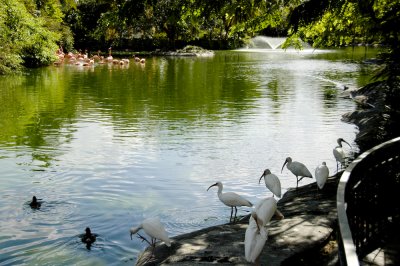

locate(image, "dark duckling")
(29, 196), (41, 209)
(81, 227), (96, 250)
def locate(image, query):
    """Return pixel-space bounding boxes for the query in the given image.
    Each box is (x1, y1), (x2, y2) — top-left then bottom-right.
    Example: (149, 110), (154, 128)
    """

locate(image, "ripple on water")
(0, 49), (374, 265)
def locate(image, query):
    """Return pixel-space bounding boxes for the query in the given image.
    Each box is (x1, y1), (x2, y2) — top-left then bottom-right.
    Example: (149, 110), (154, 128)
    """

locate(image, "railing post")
(337, 165), (360, 266)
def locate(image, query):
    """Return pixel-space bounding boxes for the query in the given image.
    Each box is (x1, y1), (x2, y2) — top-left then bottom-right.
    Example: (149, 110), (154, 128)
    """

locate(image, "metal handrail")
(337, 136), (400, 265)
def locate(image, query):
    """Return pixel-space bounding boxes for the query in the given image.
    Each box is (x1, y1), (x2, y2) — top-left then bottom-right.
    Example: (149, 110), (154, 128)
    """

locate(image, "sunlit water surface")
(0, 48), (377, 265)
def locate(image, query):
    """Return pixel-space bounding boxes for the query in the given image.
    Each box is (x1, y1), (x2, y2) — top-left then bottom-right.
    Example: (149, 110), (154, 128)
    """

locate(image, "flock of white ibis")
(126, 137), (352, 263)
(28, 138), (352, 263)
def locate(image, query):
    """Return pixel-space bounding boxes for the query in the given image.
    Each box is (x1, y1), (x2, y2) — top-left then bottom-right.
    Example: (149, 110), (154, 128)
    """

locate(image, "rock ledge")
(136, 175), (340, 265)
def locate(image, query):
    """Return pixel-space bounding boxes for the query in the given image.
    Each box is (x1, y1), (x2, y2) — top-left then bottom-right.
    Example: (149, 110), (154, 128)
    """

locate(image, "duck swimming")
(29, 196), (41, 209)
(81, 227), (96, 250)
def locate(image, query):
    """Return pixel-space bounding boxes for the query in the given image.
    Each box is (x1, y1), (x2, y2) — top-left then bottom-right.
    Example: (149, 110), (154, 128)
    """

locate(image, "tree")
(0, 0), (73, 74)
(150, 0), (190, 48)
(64, 0), (112, 50)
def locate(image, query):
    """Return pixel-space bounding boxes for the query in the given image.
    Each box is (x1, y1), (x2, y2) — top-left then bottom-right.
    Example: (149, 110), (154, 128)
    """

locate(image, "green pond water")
(0, 47), (377, 265)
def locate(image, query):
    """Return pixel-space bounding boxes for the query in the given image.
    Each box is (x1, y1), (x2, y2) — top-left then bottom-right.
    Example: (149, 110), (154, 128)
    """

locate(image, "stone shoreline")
(135, 174), (340, 265)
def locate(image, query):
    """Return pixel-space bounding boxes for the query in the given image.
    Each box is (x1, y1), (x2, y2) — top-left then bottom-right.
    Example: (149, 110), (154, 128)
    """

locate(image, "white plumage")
(333, 138), (351, 172)
(315, 162), (329, 190)
(245, 197), (284, 263)
(130, 217), (171, 247)
(245, 218), (268, 263)
(281, 157), (313, 189)
(207, 181), (253, 222)
(259, 169), (282, 198)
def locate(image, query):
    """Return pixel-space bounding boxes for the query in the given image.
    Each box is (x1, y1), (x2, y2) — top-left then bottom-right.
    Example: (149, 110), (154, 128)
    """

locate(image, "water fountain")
(247, 36), (287, 49)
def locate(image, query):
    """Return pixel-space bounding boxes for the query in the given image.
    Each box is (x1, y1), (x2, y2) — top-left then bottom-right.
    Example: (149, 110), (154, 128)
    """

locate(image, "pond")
(0, 47), (377, 265)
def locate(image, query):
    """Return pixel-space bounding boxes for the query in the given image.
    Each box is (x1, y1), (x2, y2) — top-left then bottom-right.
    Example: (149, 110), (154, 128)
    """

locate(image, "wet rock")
(342, 80), (400, 152)
(151, 46), (214, 57)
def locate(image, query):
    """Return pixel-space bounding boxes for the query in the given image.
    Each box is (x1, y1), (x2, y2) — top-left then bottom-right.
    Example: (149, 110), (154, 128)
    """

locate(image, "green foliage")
(64, 0), (110, 50)
(290, 2), (369, 48)
(152, 0), (190, 47)
(59, 24), (74, 51)
(0, 52), (23, 75)
(64, 0), (292, 51)
(21, 24), (59, 68)
(281, 33), (304, 50)
(3, 0), (397, 80)
(0, 0), (73, 74)
(287, 0), (400, 82)
(0, 0), (26, 74)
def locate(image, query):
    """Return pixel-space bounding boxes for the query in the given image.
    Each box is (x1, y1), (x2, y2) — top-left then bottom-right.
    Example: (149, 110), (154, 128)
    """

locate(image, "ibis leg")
(234, 206), (238, 221)
(137, 233), (152, 245)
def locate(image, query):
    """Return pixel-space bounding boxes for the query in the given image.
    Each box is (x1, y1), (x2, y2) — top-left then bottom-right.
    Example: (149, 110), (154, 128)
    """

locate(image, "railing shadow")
(337, 136), (400, 265)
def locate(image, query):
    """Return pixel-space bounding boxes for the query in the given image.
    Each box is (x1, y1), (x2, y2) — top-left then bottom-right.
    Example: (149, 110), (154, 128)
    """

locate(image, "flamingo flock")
(54, 46), (146, 67)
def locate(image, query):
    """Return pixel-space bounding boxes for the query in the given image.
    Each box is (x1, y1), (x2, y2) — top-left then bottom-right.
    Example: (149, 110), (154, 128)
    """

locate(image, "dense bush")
(0, 0), (72, 74)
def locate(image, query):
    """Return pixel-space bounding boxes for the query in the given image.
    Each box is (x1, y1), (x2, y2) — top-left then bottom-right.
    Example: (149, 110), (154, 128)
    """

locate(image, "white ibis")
(207, 181), (253, 222)
(333, 138), (351, 172)
(245, 197), (284, 263)
(130, 217), (171, 248)
(29, 196), (41, 209)
(281, 157), (313, 189)
(259, 169), (282, 198)
(315, 162), (329, 190)
(81, 227), (97, 249)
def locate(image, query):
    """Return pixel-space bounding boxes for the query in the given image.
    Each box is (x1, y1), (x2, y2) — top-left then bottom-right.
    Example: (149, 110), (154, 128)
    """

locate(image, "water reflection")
(0, 48), (377, 265)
